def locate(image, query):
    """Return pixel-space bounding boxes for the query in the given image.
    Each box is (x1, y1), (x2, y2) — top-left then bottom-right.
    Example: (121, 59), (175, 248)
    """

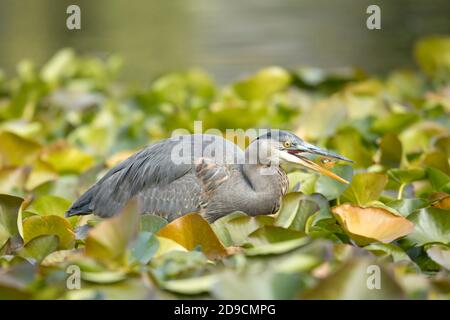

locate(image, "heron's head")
(249, 130), (353, 184)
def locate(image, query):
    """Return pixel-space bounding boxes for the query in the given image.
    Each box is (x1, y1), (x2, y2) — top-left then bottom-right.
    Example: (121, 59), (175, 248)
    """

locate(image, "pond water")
(0, 0), (449, 83)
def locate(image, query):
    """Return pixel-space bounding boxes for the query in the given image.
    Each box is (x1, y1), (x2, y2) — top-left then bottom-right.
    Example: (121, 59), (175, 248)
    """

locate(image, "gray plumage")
(66, 130), (348, 222)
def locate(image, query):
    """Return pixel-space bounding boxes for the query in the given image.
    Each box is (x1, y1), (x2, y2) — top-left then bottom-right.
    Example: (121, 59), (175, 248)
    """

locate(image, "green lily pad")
(246, 226), (305, 246)
(315, 165), (353, 200)
(130, 232), (159, 265)
(426, 244), (450, 270)
(233, 67), (291, 101)
(30, 195), (71, 217)
(386, 198), (429, 217)
(414, 36), (450, 79)
(388, 168), (426, 184)
(0, 194), (24, 248)
(162, 274), (218, 295)
(422, 150), (450, 175)
(364, 242), (412, 263)
(372, 113), (419, 135)
(244, 238), (309, 256)
(427, 167), (450, 193)
(140, 214), (168, 233)
(0, 131), (41, 166)
(302, 258), (404, 299)
(214, 214), (274, 247)
(341, 173), (388, 205)
(23, 215), (75, 250)
(406, 208), (450, 246)
(211, 211), (248, 246)
(85, 201), (140, 264)
(81, 271), (127, 284)
(17, 235), (59, 263)
(275, 193), (329, 231)
(379, 133), (403, 168)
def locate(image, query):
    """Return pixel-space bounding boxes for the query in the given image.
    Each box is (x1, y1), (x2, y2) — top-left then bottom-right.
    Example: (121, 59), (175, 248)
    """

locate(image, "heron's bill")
(294, 156), (350, 184)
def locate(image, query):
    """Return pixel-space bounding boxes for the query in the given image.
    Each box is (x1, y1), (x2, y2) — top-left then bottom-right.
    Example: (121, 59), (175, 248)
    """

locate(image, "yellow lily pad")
(157, 213), (228, 260)
(332, 204), (414, 245)
(40, 142), (95, 174)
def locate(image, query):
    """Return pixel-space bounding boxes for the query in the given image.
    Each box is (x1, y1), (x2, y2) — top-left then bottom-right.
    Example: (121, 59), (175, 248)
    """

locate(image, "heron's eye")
(283, 141), (291, 148)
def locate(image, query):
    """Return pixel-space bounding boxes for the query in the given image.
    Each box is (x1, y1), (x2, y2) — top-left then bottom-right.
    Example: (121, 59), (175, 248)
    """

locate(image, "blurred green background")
(1, 0), (450, 83)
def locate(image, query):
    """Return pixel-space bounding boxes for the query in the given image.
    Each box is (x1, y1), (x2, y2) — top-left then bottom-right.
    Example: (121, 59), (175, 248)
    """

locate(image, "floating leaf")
(426, 244), (450, 270)
(243, 238), (308, 256)
(246, 226), (304, 246)
(364, 243), (412, 263)
(0, 131), (41, 166)
(406, 208), (450, 246)
(387, 198), (429, 217)
(30, 195), (71, 217)
(213, 214), (273, 247)
(315, 165), (353, 200)
(211, 212), (248, 246)
(40, 143), (95, 174)
(140, 214), (168, 233)
(153, 236), (187, 258)
(17, 235), (59, 263)
(422, 150), (450, 175)
(24, 160), (58, 191)
(388, 168), (426, 184)
(156, 213), (228, 260)
(427, 167), (450, 193)
(85, 201), (140, 263)
(41, 249), (83, 266)
(332, 204), (414, 245)
(162, 274), (217, 295)
(23, 215), (75, 250)
(302, 258), (404, 299)
(296, 97), (347, 140)
(379, 133), (403, 168)
(130, 232), (159, 265)
(81, 271), (127, 284)
(328, 128), (373, 168)
(0, 194), (24, 249)
(341, 173), (388, 205)
(275, 193), (328, 231)
(372, 113), (419, 135)
(0, 167), (28, 194)
(414, 36), (450, 78)
(233, 67), (291, 101)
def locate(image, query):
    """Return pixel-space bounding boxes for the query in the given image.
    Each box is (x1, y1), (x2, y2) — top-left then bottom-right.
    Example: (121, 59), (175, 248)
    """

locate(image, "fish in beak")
(284, 142), (353, 184)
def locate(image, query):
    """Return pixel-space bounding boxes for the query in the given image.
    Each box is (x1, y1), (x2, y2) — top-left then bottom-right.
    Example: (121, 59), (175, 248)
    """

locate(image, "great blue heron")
(66, 130), (352, 222)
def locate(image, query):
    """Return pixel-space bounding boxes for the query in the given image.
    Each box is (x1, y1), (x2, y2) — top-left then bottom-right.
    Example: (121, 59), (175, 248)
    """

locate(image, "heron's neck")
(240, 163), (288, 215)
(242, 162), (288, 194)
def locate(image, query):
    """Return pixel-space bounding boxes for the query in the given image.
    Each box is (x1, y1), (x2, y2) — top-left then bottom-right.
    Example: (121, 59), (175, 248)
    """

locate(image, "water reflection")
(0, 0), (449, 83)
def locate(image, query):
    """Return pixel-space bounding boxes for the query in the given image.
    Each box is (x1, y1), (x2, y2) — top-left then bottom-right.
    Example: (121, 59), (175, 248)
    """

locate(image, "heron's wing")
(66, 138), (192, 218)
(138, 158), (231, 221)
(137, 173), (203, 221)
(66, 134), (243, 218)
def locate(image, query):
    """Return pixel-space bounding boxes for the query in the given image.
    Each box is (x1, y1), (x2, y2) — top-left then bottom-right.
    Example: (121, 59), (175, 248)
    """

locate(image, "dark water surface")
(0, 0), (449, 83)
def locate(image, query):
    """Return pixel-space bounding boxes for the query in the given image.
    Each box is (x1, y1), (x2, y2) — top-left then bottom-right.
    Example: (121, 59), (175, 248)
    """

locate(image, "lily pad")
(406, 208), (450, 246)
(0, 194), (24, 248)
(302, 258), (404, 299)
(341, 173), (388, 205)
(17, 235), (59, 263)
(130, 232), (159, 265)
(85, 201), (140, 263)
(156, 213), (228, 260)
(332, 204), (414, 245)
(22, 215), (75, 250)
